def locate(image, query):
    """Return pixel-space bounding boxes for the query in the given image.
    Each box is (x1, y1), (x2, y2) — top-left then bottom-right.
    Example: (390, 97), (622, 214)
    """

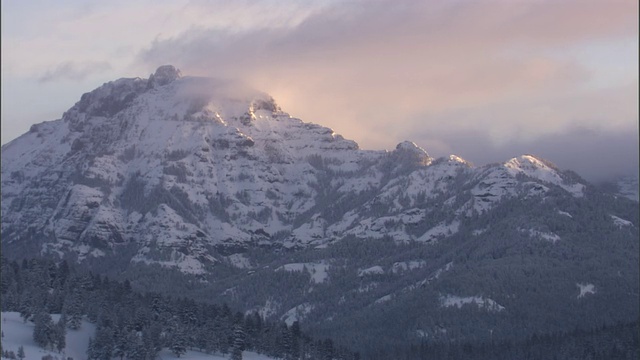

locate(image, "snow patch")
(276, 262), (330, 284)
(281, 303), (314, 326)
(557, 210), (573, 218)
(440, 295), (505, 312)
(429, 261), (454, 282)
(252, 298), (280, 320)
(374, 294), (393, 304)
(226, 253), (253, 269)
(391, 260), (426, 273)
(417, 221), (460, 243)
(611, 215), (633, 228)
(358, 266), (384, 277)
(577, 283), (596, 298)
(521, 228), (561, 243)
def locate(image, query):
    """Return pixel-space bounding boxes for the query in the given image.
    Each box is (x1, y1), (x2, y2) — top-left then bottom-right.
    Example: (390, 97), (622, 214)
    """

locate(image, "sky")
(1, 0), (638, 182)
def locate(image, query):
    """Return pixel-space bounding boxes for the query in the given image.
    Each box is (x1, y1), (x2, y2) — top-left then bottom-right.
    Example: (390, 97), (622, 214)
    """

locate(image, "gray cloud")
(413, 126), (639, 183)
(38, 61), (112, 83)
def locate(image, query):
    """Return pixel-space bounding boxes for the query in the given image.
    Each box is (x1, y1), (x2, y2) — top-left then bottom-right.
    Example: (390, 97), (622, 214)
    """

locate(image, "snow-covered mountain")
(2, 66), (638, 358)
(0, 65), (597, 273)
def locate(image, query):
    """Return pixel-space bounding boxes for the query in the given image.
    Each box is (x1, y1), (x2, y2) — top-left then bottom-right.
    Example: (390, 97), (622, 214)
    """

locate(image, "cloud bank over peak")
(136, 0), (638, 181)
(1, 0), (636, 182)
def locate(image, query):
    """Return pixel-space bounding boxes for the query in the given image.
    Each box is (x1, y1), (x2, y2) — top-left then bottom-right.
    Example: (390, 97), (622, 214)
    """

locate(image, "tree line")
(0, 256), (359, 360)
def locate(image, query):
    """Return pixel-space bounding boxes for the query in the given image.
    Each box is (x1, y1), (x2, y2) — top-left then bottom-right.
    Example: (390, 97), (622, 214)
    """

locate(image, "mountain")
(0, 65), (590, 271)
(2, 66), (638, 358)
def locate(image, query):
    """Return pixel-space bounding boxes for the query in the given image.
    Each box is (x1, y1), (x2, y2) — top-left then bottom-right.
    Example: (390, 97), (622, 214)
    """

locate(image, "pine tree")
(231, 324), (246, 360)
(128, 338), (148, 360)
(87, 337), (96, 360)
(323, 338), (334, 360)
(19, 298), (34, 323)
(64, 289), (84, 330)
(170, 326), (188, 358)
(16, 346), (25, 360)
(113, 328), (129, 360)
(290, 321), (301, 360)
(33, 311), (54, 349)
(55, 314), (67, 353)
(91, 325), (115, 360)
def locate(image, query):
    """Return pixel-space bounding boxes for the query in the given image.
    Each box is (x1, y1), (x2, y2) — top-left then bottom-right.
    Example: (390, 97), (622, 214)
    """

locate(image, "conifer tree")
(33, 311), (54, 349)
(91, 325), (115, 360)
(231, 324), (246, 360)
(170, 326), (188, 358)
(64, 289), (84, 330)
(55, 314), (67, 353)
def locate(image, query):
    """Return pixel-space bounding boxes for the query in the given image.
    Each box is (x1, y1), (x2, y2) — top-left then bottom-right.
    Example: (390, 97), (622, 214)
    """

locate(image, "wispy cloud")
(38, 61), (112, 83)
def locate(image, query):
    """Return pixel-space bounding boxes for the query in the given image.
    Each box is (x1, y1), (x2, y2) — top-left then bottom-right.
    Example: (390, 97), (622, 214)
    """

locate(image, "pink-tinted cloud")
(136, 1), (638, 181)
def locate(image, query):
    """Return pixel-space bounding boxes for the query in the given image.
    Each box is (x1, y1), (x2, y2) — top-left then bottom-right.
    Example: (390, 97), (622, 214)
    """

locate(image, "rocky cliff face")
(0, 66), (594, 274)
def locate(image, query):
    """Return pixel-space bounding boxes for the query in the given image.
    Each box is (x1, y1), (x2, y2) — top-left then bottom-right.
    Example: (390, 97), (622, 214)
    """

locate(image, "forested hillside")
(0, 257), (357, 360)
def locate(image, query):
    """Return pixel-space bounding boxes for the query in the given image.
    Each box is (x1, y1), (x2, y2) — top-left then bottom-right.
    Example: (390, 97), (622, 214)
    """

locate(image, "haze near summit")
(1, 0), (637, 182)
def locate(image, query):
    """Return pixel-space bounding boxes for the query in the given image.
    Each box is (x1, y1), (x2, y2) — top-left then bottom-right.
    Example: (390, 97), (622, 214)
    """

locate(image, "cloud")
(4, 0), (636, 182)
(38, 61), (112, 83)
(134, 0), (638, 181)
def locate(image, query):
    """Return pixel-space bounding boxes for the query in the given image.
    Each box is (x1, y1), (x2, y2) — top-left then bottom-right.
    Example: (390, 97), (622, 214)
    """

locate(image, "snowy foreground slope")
(0, 312), (274, 360)
(2, 312), (94, 360)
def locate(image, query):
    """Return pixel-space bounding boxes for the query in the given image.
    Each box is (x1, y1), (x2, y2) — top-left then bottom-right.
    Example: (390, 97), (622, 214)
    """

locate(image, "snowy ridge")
(504, 155), (585, 197)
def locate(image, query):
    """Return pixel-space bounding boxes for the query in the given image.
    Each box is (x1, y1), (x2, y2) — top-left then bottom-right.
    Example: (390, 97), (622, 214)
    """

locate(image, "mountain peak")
(393, 141), (432, 166)
(505, 154), (558, 173)
(504, 154), (585, 196)
(149, 65), (182, 87)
